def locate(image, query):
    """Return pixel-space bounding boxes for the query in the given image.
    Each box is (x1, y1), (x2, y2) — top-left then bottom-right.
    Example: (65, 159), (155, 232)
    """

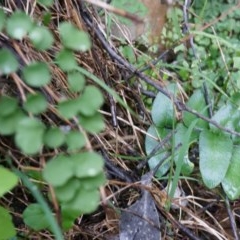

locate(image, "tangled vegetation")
(0, 0), (240, 239)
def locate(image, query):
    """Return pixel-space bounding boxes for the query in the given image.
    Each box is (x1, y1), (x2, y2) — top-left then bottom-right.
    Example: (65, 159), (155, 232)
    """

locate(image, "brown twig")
(137, 130), (175, 169)
(225, 195), (240, 240)
(82, 0), (144, 24)
(161, 207), (202, 240)
(101, 148), (137, 183)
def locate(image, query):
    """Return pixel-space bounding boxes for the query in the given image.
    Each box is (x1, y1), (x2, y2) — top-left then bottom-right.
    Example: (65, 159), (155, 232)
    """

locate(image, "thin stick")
(82, 0), (143, 23)
(225, 195), (239, 240)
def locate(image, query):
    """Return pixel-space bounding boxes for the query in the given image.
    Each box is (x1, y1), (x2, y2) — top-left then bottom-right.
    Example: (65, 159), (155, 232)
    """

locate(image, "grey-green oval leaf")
(67, 72), (85, 92)
(23, 93), (48, 114)
(6, 11), (33, 40)
(59, 22), (91, 51)
(145, 125), (171, 178)
(78, 112), (105, 134)
(15, 118), (45, 155)
(0, 48), (19, 74)
(173, 123), (196, 176)
(0, 110), (26, 135)
(0, 96), (18, 116)
(81, 172), (106, 190)
(210, 104), (234, 133)
(23, 62), (51, 87)
(0, 166), (18, 197)
(61, 207), (80, 230)
(233, 57), (240, 69)
(173, 123), (198, 162)
(183, 89), (209, 129)
(44, 127), (65, 149)
(0, 206), (16, 239)
(23, 203), (49, 231)
(55, 178), (81, 202)
(62, 188), (99, 214)
(55, 49), (78, 72)
(199, 130), (233, 189)
(151, 92), (176, 128)
(180, 155), (194, 176)
(58, 99), (79, 119)
(77, 85), (104, 116)
(72, 152), (104, 178)
(222, 147), (240, 200)
(65, 131), (85, 151)
(43, 155), (74, 187)
(29, 26), (54, 50)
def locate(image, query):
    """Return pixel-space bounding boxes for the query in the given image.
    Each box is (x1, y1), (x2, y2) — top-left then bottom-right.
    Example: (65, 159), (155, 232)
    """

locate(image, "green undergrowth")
(143, 0), (240, 204)
(114, 0), (240, 204)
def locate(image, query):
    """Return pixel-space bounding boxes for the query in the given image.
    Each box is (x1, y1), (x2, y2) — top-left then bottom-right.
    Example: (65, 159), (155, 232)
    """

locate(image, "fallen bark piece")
(119, 173), (161, 240)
